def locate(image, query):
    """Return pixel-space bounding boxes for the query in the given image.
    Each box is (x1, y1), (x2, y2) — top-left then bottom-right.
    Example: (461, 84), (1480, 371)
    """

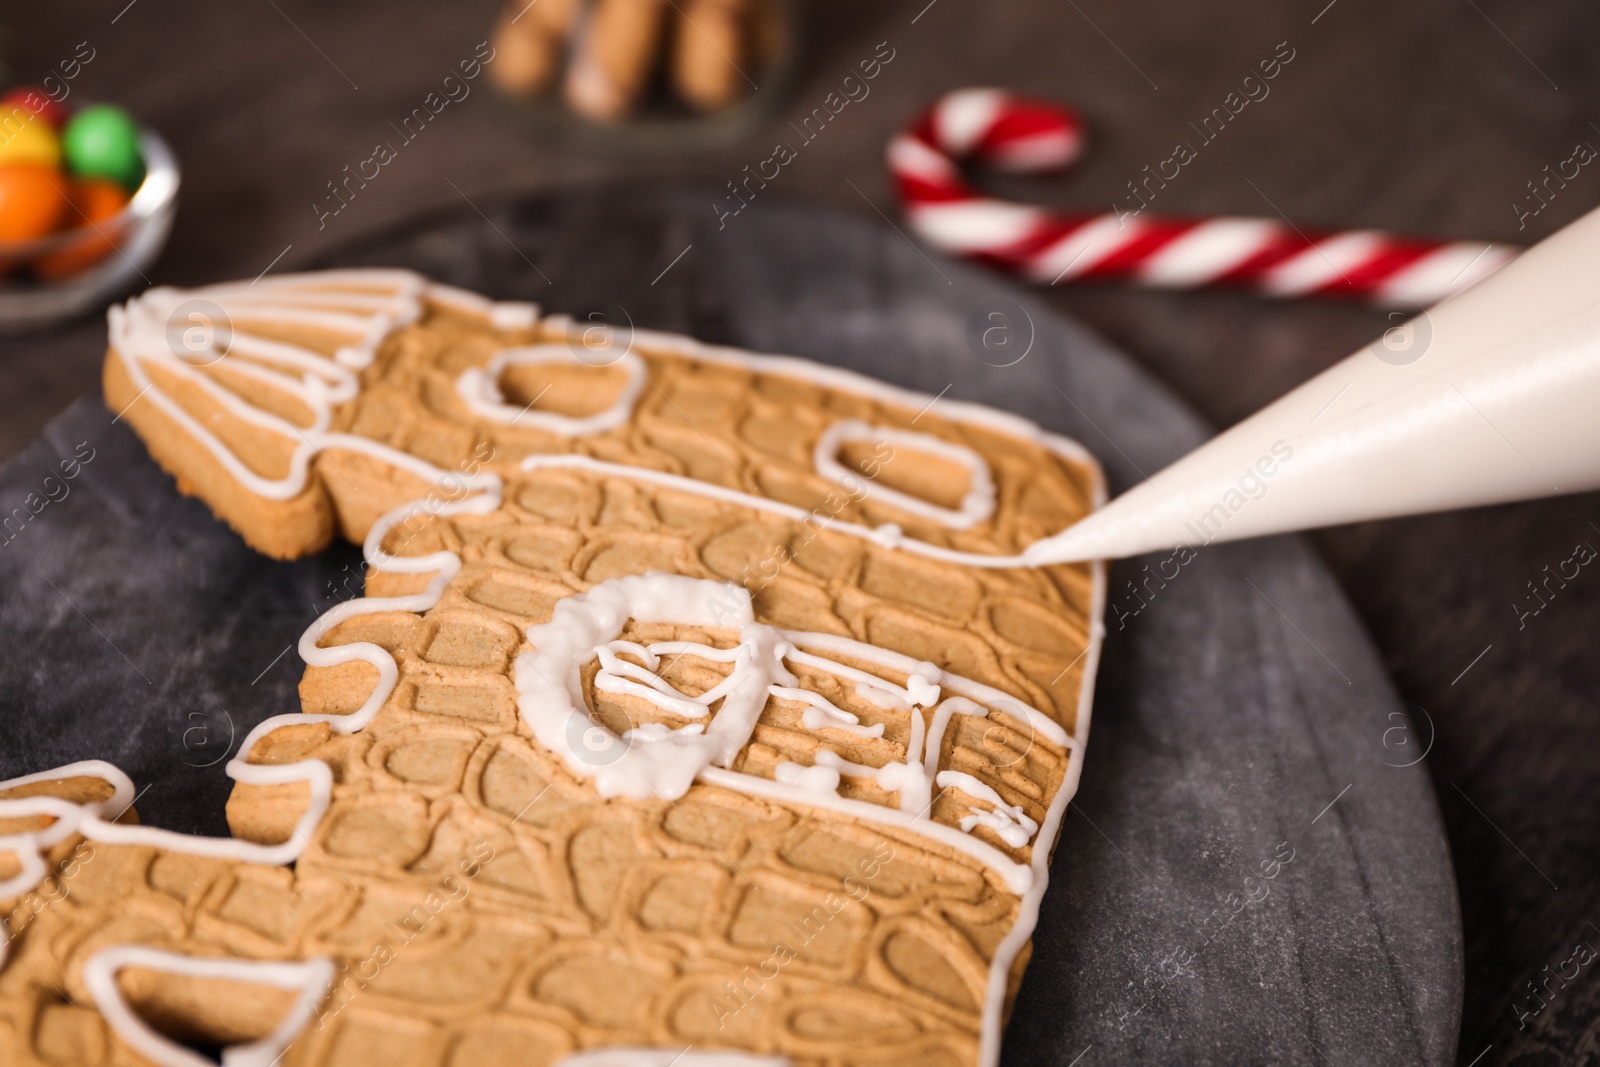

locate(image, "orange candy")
(35, 178), (131, 279)
(0, 164), (69, 242)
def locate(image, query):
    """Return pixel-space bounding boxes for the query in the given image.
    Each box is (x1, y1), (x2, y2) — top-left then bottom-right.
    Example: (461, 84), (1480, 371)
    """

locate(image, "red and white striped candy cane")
(889, 88), (1517, 305)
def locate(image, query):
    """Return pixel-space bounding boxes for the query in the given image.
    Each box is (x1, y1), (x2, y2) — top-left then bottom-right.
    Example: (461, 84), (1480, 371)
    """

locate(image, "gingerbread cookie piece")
(0, 271), (1105, 1067)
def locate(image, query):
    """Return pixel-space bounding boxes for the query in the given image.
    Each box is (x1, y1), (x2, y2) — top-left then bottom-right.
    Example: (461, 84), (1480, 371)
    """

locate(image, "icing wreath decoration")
(888, 87), (1517, 305)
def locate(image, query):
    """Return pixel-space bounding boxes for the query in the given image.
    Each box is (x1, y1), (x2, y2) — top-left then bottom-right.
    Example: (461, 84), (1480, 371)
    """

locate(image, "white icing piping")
(107, 270), (538, 501)
(558, 321), (1101, 477)
(974, 554), (1106, 1067)
(770, 685), (886, 740)
(515, 575), (795, 802)
(62, 468), (502, 869)
(0, 827), (46, 902)
(596, 641), (759, 719)
(699, 766), (1035, 893)
(774, 759), (844, 793)
(82, 946), (334, 1067)
(455, 345), (646, 435)
(920, 697), (984, 809)
(783, 642), (939, 710)
(523, 453), (1043, 568)
(0, 444), (502, 1062)
(0, 762), (136, 970)
(426, 281), (542, 331)
(510, 574), (1076, 892)
(111, 270), (1097, 562)
(936, 770), (1040, 848)
(596, 644), (716, 718)
(0, 760), (136, 822)
(778, 630), (1069, 748)
(813, 419), (997, 530)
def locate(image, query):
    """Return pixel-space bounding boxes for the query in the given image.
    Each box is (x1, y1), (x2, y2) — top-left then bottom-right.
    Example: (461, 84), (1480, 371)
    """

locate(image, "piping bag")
(1024, 204), (1600, 565)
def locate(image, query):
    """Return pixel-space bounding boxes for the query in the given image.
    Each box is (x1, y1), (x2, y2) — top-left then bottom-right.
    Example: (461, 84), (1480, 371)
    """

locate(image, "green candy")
(63, 105), (144, 189)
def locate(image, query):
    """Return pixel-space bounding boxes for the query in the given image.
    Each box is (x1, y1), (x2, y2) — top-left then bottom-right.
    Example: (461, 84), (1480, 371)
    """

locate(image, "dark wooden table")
(6, 1), (1597, 1061)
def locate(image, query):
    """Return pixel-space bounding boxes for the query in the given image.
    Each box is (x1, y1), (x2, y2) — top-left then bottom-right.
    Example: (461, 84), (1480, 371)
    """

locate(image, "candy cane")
(888, 88), (1517, 305)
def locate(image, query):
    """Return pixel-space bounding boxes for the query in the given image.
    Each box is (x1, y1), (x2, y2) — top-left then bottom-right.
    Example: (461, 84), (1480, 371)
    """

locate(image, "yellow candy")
(0, 109), (61, 168)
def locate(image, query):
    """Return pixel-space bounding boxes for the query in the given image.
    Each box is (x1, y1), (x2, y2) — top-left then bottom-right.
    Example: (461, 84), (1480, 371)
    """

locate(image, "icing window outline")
(455, 344), (648, 436)
(82, 945), (335, 1067)
(812, 419), (997, 531)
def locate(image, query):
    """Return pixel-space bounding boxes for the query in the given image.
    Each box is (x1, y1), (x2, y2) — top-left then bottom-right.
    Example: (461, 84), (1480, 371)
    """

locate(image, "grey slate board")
(0, 185), (1460, 1065)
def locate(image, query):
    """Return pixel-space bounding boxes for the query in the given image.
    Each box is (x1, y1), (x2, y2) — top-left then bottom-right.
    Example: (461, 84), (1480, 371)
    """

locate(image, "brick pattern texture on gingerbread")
(0, 272), (1105, 1067)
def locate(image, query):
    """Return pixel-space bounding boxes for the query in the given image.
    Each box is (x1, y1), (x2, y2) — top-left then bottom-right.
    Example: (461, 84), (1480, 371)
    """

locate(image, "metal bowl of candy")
(0, 96), (178, 331)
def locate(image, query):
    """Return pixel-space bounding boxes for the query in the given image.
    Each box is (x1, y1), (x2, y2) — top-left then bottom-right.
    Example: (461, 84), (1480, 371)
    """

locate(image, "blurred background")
(2, 0), (1597, 1060)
